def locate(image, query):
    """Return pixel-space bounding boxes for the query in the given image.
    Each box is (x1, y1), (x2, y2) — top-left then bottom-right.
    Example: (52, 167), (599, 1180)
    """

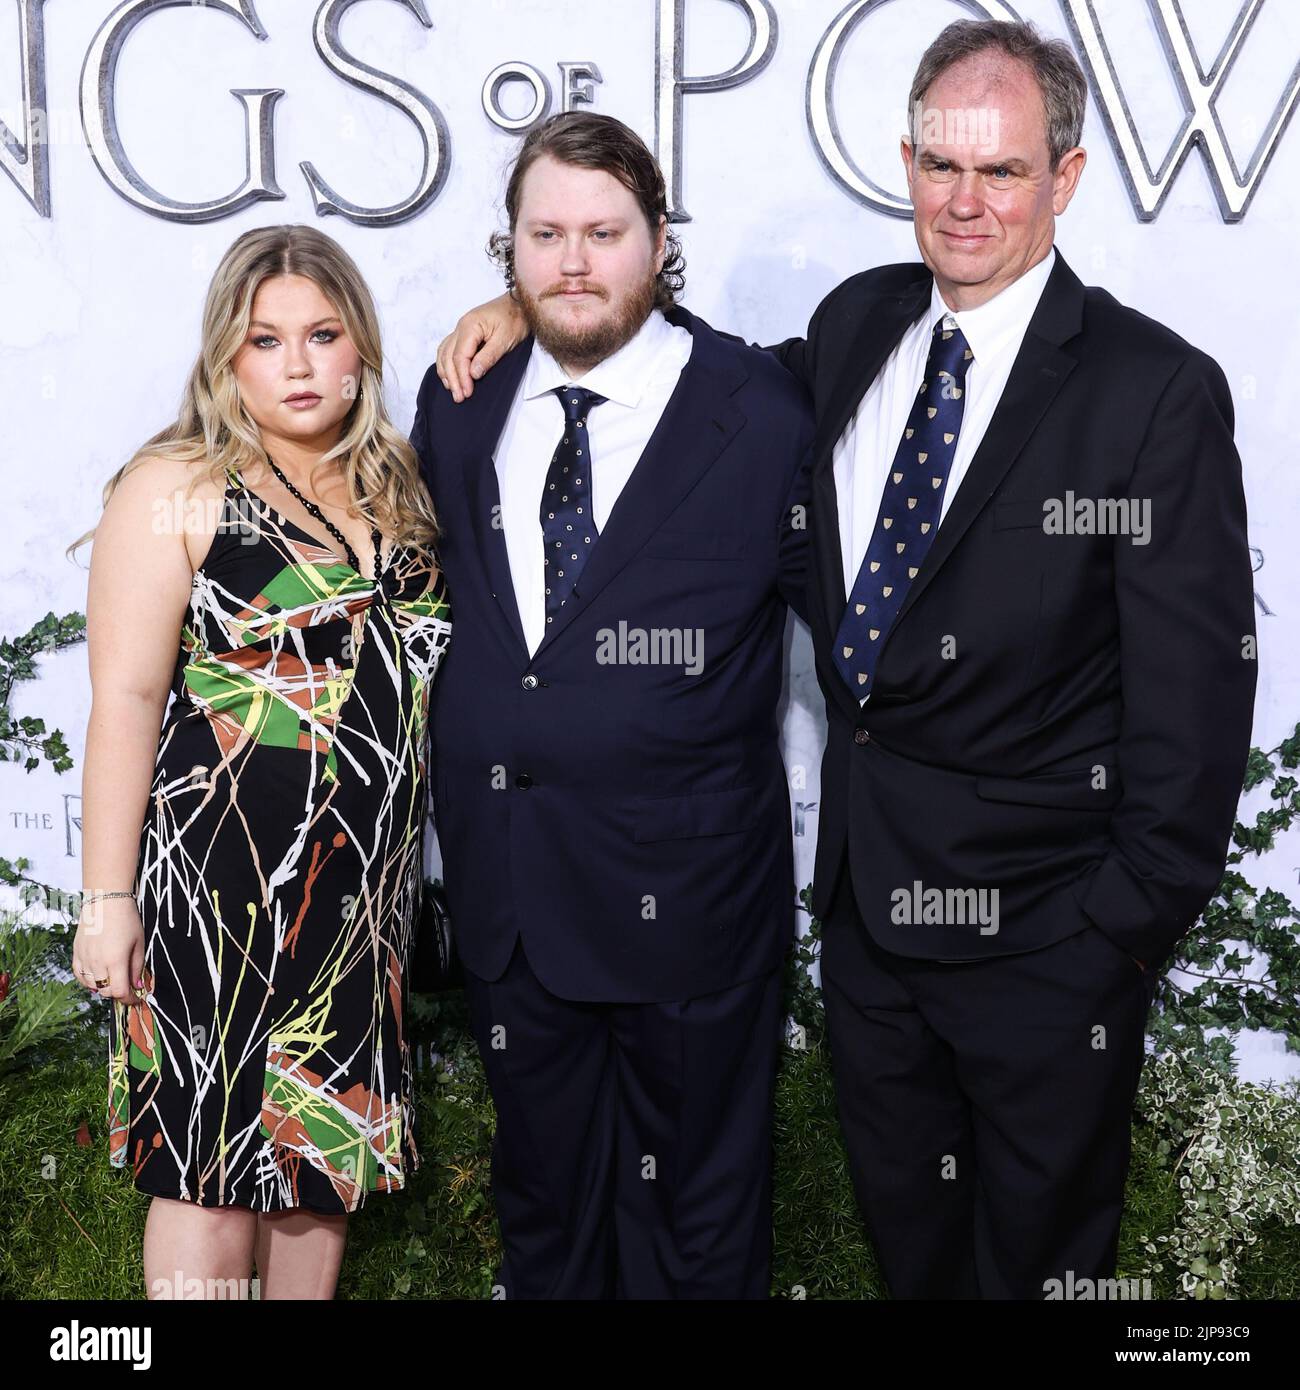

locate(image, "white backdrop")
(3, 0), (1297, 1082)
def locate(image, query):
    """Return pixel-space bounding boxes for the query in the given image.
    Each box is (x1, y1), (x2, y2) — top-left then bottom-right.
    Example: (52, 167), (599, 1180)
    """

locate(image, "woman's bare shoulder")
(102, 455), (231, 571)
(105, 453), (223, 503)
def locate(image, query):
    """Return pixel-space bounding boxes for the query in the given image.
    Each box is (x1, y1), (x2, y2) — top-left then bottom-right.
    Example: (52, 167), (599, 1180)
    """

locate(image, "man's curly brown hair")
(488, 111), (686, 311)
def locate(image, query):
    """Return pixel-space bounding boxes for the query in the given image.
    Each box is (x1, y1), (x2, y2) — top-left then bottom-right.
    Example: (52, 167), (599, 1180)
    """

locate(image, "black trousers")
(819, 865), (1158, 1299)
(462, 935), (784, 1299)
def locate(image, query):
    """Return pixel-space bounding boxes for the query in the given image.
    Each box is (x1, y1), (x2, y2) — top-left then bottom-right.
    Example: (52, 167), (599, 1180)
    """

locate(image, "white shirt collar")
(928, 245), (1056, 366)
(523, 306), (681, 409)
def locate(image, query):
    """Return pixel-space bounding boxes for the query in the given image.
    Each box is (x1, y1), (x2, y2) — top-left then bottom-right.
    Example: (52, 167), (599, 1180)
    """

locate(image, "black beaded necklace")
(263, 455), (384, 580)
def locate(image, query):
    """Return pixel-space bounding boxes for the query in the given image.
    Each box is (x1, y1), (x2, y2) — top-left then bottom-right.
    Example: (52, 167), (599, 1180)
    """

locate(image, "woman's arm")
(73, 457), (205, 1004)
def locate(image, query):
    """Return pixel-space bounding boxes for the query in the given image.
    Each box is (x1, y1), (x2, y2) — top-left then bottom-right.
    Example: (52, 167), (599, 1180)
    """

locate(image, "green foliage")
(786, 885), (825, 1045)
(0, 611), (95, 1080)
(1150, 723), (1300, 1070)
(4, 1019), (1296, 1300)
(770, 1040), (885, 1298)
(0, 874), (89, 1080)
(1135, 1049), (1300, 1300)
(0, 612), (85, 773)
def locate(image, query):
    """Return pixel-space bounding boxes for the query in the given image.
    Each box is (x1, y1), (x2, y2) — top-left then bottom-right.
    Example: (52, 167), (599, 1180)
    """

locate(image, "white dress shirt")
(832, 246), (1056, 701)
(493, 307), (693, 656)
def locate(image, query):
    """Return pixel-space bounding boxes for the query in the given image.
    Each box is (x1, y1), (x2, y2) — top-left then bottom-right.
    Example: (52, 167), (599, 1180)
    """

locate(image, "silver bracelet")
(81, 890), (136, 907)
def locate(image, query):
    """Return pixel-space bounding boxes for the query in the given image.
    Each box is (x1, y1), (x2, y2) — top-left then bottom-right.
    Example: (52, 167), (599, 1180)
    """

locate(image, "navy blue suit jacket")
(410, 306), (814, 1001)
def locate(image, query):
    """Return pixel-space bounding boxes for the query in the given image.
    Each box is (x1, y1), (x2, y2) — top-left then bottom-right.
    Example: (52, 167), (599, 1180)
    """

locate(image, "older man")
(436, 19), (1256, 1299)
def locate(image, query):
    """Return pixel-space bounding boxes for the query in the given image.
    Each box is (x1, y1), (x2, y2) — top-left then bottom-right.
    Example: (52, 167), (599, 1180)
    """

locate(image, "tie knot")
(555, 385), (607, 423)
(928, 319), (973, 382)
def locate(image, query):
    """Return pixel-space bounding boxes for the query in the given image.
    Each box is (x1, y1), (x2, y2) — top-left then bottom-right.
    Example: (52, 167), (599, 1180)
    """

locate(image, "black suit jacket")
(770, 249), (1256, 967)
(410, 307), (814, 1001)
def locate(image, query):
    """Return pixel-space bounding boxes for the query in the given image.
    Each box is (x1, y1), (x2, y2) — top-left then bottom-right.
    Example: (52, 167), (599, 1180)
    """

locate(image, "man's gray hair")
(908, 18), (1088, 168)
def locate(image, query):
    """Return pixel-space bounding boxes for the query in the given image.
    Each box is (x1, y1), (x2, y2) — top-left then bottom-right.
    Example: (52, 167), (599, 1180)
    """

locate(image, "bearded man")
(408, 111), (814, 1299)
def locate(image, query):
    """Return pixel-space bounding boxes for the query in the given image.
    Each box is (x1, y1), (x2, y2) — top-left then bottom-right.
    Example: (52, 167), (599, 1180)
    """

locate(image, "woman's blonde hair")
(67, 223), (438, 559)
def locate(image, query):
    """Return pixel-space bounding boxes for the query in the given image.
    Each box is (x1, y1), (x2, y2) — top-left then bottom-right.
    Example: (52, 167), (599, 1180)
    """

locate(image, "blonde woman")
(68, 225), (451, 1299)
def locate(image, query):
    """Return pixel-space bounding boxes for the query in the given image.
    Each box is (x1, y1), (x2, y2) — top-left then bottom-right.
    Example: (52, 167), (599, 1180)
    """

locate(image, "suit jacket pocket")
(639, 530), (750, 560)
(633, 785), (763, 842)
(975, 765), (1122, 811)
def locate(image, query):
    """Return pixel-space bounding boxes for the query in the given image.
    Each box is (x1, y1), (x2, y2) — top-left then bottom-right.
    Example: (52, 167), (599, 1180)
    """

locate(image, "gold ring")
(94, 977), (110, 988)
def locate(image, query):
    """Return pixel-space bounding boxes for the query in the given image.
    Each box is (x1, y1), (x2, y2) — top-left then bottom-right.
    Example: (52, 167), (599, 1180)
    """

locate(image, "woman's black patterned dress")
(107, 465), (451, 1213)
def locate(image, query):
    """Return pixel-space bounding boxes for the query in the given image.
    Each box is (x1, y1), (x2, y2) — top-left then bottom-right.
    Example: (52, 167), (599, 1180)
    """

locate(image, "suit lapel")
(885, 252), (1084, 640)
(532, 307), (747, 658)
(813, 278), (932, 473)
(459, 341), (532, 660)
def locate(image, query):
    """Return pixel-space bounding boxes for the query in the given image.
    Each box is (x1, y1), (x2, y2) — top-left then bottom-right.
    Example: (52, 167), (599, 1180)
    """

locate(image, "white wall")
(3, 0), (1296, 1081)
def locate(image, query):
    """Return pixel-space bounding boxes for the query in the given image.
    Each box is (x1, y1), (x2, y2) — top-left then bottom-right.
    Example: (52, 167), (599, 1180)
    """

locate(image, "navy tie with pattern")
(834, 318), (974, 698)
(541, 385), (607, 628)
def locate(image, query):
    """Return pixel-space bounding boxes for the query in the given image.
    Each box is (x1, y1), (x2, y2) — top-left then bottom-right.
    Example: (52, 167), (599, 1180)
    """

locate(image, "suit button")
(854, 729), (870, 745)
(521, 674), (539, 690)
(515, 773), (533, 789)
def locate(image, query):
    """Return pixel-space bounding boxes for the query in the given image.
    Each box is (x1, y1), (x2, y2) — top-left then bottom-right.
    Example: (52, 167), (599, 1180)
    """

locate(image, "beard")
(516, 269), (658, 375)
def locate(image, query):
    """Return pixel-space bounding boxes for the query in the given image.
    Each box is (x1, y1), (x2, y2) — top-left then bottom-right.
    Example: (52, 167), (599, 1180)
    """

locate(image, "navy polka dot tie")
(541, 385), (607, 627)
(834, 318), (974, 698)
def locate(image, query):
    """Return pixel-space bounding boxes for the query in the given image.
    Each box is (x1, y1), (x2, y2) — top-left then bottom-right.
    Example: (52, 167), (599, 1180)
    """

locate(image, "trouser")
(819, 864), (1158, 1299)
(462, 934), (784, 1299)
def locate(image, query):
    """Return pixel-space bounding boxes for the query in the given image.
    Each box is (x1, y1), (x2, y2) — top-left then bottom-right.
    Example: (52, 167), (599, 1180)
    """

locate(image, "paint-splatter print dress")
(107, 465), (452, 1213)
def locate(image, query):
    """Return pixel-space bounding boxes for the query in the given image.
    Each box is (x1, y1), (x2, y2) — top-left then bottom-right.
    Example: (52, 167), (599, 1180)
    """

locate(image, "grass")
(2, 1008), (1297, 1300)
